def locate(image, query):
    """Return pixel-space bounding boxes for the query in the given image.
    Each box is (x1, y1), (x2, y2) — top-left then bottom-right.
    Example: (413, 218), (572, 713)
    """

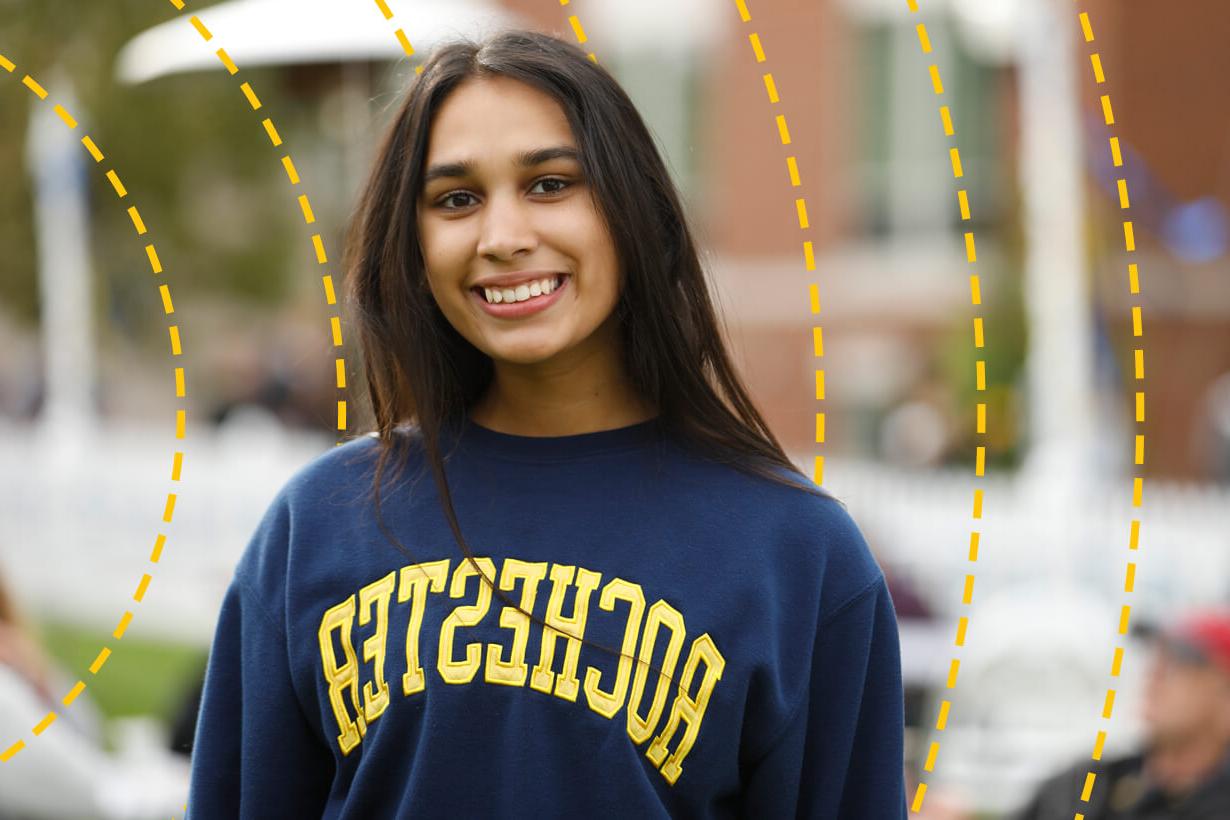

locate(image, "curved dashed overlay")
(902, 0), (992, 812)
(0, 57), (191, 774)
(1069, 9), (1147, 819)
(151, 0), (1018, 811)
(166, 0), (364, 813)
(544, 0), (834, 484)
(167, 0), (351, 443)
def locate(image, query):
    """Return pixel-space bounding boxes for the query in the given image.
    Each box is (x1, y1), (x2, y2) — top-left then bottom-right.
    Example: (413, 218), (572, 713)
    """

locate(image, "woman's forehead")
(421, 95), (580, 182)
(435, 75), (567, 125)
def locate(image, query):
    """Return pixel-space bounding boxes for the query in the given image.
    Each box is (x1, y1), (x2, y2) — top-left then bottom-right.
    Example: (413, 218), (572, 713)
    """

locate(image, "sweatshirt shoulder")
(231, 433), (397, 597)
(744, 463), (885, 623)
(280, 432), (385, 504)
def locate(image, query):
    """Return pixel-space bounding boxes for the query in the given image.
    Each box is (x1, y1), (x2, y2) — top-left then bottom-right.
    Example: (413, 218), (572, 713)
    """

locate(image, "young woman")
(187, 28), (907, 819)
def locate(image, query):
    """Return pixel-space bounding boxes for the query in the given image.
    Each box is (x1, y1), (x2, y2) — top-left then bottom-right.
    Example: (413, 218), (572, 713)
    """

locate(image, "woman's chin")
(483, 342), (568, 367)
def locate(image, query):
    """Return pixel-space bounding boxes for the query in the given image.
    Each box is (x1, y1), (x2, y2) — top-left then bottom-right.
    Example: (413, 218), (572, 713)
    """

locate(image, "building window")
(847, 10), (1003, 238)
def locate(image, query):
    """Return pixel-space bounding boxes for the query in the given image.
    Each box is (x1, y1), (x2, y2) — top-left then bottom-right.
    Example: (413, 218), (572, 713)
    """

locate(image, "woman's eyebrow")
(421, 145), (580, 186)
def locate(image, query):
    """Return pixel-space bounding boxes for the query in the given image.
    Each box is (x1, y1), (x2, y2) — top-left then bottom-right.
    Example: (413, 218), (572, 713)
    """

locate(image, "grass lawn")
(32, 618), (207, 727)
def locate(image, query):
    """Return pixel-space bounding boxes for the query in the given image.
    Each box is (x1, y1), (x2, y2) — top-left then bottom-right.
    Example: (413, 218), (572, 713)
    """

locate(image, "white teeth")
(482, 275), (563, 304)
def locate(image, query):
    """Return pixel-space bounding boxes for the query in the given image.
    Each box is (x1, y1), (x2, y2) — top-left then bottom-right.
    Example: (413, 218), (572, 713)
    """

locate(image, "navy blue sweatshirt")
(186, 416), (908, 818)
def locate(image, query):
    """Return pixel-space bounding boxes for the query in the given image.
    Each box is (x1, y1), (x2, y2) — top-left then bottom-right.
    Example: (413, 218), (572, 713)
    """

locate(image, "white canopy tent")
(112, 0), (723, 201)
(114, 0), (526, 84)
(113, 0), (729, 85)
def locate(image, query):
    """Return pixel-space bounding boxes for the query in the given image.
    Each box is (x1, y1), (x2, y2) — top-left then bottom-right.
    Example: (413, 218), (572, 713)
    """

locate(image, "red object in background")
(1161, 607), (1230, 676)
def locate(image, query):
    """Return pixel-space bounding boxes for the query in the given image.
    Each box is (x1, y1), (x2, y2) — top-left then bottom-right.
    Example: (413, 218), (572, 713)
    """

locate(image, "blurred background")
(2, 0), (1229, 817)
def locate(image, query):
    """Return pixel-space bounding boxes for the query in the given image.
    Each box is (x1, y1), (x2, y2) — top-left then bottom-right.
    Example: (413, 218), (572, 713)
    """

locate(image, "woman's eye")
(531, 177), (571, 195)
(438, 192), (476, 210)
(434, 177), (572, 211)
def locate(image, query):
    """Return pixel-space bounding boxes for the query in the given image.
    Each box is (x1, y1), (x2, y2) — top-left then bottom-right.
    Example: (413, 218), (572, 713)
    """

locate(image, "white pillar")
(26, 65), (98, 459)
(1015, 0), (1100, 504)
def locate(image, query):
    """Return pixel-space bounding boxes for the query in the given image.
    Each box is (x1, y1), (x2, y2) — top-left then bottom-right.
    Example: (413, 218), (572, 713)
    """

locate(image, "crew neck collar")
(448, 414), (664, 461)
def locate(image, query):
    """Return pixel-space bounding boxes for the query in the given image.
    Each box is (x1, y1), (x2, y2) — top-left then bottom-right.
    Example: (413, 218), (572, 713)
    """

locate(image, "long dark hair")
(342, 28), (842, 689)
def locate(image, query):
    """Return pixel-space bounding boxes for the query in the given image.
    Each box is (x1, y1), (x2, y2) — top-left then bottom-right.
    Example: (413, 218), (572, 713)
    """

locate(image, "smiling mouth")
(472, 274), (568, 304)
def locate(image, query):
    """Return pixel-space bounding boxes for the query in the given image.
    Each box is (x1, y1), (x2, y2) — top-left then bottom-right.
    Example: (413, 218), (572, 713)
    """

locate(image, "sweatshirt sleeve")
(185, 575), (335, 818)
(740, 576), (908, 819)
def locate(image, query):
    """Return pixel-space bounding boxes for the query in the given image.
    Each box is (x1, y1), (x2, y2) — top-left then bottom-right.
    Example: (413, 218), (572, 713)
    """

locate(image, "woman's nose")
(476, 192), (537, 259)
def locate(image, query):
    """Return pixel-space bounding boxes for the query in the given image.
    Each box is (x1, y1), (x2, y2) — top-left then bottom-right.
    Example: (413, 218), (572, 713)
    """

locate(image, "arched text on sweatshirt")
(316, 556), (726, 787)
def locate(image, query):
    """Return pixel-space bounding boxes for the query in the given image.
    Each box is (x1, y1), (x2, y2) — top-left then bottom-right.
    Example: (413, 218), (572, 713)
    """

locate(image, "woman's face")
(416, 75), (623, 370)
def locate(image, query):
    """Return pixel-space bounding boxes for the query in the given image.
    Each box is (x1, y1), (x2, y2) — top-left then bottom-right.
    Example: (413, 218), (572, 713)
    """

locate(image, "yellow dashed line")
(134, 573), (152, 604)
(81, 135), (103, 162)
(105, 169), (127, 197)
(159, 283), (175, 314)
(262, 118), (282, 146)
(775, 114), (791, 144)
(763, 73), (779, 104)
(282, 155), (300, 184)
(62, 682), (85, 707)
(216, 48), (239, 76)
(395, 29), (415, 58)
(1071, 5), (1150, 812)
(567, 16), (587, 45)
(32, 713), (56, 735)
(0, 59), (192, 768)
(114, 611), (134, 639)
(928, 64), (943, 94)
(749, 33), (765, 62)
(151, 533), (167, 563)
(127, 205), (147, 235)
(88, 648), (111, 675)
(298, 194), (316, 224)
(54, 104), (76, 128)
(22, 74), (47, 99)
(905, 1), (998, 806)
(189, 15), (211, 41)
(240, 82), (261, 110)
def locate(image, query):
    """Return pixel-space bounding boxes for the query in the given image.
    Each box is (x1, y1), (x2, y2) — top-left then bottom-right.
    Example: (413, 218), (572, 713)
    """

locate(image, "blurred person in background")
(1013, 607), (1230, 819)
(0, 565), (191, 819)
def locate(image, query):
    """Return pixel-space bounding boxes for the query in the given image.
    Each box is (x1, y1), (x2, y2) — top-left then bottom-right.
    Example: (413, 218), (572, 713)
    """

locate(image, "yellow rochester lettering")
(645, 632), (726, 784)
(582, 578), (646, 718)
(398, 560), (450, 695)
(438, 557), (496, 684)
(626, 600), (686, 745)
(485, 558), (549, 687)
(358, 571), (396, 723)
(318, 595), (367, 755)
(530, 564), (602, 702)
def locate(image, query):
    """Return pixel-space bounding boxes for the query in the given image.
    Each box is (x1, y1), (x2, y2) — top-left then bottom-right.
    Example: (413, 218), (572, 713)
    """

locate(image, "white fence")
(3, 422), (1227, 816)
